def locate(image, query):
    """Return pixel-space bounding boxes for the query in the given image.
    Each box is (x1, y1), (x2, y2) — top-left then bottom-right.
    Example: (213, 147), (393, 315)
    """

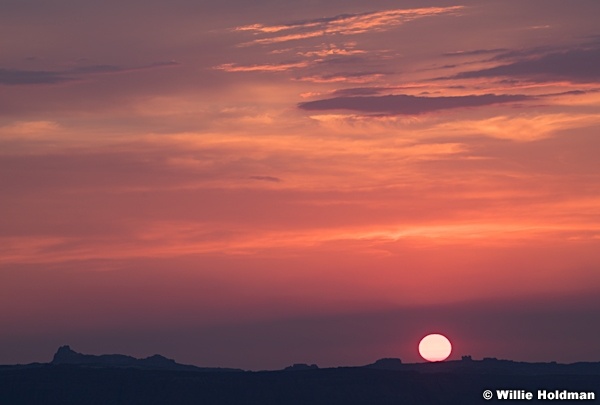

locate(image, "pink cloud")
(234, 6), (465, 46)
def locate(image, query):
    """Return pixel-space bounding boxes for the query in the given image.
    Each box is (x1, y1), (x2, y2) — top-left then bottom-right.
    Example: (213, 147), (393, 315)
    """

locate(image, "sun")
(418, 333), (452, 362)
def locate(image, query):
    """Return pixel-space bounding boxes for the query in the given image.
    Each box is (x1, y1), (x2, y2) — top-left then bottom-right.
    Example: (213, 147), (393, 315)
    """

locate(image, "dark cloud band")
(452, 47), (600, 83)
(298, 93), (530, 115)
(0, 61), (179, 86)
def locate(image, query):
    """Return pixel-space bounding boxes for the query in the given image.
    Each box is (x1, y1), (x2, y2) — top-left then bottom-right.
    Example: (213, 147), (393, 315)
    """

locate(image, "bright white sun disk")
(418, 333), (452, 362)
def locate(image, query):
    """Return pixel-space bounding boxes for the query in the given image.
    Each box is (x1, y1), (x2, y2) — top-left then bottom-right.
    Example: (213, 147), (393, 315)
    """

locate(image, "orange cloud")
(214, 61), (309, 72)
(429, 113), (600, 141)
(295, 73), (384, 83)
(297, 45), (366, 58)
(235, 6), (465, 46)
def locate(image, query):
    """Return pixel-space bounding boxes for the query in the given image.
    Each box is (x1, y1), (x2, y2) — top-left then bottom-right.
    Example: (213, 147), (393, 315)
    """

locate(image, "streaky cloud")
(0, 61), (180, 86)
(235, 6), (464, 46)
(331, 87), (390, 97)
(443, 48), (509, 57)
(452, 47), (600, 83)
(298, 93), (531, 115)
(0, 68), (73, 85)
(215, 61), (309, 73)
(249, 176), (282, 183)
(295, 71), (386, 84)
(71, 61), (179, 74)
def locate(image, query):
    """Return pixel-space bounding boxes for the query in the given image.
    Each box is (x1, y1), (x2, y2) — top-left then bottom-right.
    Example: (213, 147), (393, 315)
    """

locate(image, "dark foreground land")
(1, 348), (598, 405)
(2, 365), (599, 405)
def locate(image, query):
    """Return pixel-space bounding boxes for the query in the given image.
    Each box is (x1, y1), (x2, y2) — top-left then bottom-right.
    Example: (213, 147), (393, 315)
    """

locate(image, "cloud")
(331, 87), (390, 97)
(443, 48), (509, 57)
(298, 93), (531, 115)
(452, 47), (600, 83)
(235, 6), (464, 46)
(0, 120), (62, 140)
(72, 61), (179, 74)
(428, 113), (600, 142)
(295, 71), (386, 83)
(0, 61), (179, 86)
(214, 61), (309, 73)
(0, 68), (73, 85)
(249, 175), (282, 183)
(297, 46), (366, 58)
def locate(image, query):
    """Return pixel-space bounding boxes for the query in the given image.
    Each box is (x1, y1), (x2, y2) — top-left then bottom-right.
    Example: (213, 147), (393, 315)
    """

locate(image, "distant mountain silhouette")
(1, 348), (598, 404)
(43, 346), (600, 375)
(363, 356), (600, 375)
(51, 345), (242, 372)
(365, 357), (403, 370)
(284, 363), (319, 371)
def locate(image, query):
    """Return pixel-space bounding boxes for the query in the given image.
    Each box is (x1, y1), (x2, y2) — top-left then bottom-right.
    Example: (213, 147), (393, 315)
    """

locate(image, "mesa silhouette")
(50, 345), (241, 372)
(1, 347), (598, 405)
(46, 346), (600, 376)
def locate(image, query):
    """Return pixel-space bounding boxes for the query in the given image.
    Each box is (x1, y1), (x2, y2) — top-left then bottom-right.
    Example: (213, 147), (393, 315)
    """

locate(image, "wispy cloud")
(429, 113), (600, 141)
(249, 175), (282, 183)
(443, 48), (508, 57)
(0, 68), (73, 85)
(0, 61), (179, 86)
(0, 120), (62, 141)
(235, 6), (464, 46)
(451, 46), (600, 83)
(214, 61), (309, 73)
(330, 87), (390, 96)
(296, 45), (366, 58)
(295, 71), (386, 83)
(299, 93), (531, 115)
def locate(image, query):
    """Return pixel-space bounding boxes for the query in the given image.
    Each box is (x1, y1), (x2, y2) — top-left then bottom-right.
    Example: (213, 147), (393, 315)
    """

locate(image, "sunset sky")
(1, 0), (600, 370)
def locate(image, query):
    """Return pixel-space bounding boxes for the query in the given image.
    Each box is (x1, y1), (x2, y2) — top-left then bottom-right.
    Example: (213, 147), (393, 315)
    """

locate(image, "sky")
(1, 0), (600, 370)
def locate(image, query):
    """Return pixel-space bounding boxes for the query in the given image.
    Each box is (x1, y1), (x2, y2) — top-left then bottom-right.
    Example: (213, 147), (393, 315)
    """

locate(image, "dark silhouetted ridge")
(365, 358), (403, 370)
(362, 356), (600, 375)
(284, 363), (319, 371)
(51, 345), (241, 372)
(2, 350), (599, 404)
